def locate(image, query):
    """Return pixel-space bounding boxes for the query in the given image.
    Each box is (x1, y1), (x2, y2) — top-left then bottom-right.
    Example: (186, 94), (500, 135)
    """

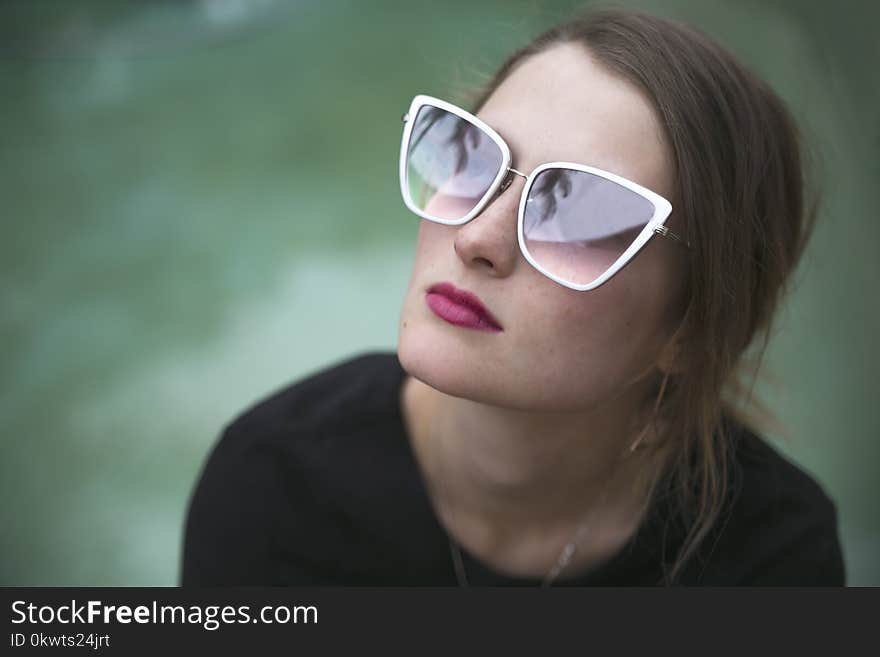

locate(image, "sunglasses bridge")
(497, 167), (528, 194)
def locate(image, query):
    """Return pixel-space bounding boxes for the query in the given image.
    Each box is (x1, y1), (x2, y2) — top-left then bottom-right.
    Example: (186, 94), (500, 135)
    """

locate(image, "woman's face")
(398, 42), (688, 413)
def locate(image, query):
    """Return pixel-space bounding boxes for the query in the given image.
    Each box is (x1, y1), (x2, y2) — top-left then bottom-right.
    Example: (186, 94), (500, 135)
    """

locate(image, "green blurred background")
(1, 0), (876, 586)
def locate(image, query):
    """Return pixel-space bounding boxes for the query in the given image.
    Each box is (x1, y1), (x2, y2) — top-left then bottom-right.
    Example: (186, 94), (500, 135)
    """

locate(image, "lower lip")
(425, 293), (502, 332)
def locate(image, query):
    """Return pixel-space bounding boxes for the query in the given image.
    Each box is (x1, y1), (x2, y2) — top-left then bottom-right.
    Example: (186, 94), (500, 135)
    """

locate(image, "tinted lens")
(405, 105), (503, 221)
(523, 168), (654, 286)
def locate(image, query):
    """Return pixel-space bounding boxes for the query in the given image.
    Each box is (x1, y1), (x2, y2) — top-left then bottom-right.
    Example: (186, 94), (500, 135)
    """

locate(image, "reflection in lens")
(406, 106), (503, 221)
(523, 168), (654, 285)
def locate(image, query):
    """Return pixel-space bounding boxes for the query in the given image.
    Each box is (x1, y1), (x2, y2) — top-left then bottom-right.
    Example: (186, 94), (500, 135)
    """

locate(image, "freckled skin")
(398, 43), (687, 414)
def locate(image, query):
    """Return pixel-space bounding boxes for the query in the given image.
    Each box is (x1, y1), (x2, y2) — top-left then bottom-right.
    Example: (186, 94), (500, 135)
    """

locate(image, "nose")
(452, 169), (526, 277)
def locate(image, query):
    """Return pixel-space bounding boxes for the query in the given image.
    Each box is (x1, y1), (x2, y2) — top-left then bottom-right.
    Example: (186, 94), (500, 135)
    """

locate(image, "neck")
(401, 374), (669, 548)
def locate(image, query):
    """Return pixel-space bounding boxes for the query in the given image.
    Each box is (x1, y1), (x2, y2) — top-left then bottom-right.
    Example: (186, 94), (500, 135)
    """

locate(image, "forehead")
(476, 42), (672, 198)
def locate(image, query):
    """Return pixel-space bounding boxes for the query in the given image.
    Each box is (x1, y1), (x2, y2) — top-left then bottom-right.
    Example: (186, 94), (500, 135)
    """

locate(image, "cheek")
(511, 261), (669, 404)
(400, 221), (451, 325)
(410, 221), (449, 274)
(523, 281), (639, 362)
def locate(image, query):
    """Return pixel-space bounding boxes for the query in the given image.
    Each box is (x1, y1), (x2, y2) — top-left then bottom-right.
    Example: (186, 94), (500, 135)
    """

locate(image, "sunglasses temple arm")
(653, 225), (692, 250)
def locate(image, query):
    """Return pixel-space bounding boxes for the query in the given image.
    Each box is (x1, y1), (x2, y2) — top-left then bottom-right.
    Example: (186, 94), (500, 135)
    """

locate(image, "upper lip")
(426, 282), (503, 330)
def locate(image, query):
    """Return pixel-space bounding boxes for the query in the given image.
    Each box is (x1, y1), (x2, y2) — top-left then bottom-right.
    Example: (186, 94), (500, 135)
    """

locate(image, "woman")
(182, 7), (845, 586)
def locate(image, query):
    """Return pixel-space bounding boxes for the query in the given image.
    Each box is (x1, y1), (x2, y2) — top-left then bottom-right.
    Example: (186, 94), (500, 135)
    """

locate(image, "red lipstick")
(425, 282), (503, 332)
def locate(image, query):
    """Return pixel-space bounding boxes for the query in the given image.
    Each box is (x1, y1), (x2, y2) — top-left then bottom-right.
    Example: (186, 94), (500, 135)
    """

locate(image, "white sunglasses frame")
(399, 94), (690, 291)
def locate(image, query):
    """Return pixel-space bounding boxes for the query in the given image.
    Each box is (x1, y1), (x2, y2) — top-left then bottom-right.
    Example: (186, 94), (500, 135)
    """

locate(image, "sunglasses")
(398, 94), (691, 291)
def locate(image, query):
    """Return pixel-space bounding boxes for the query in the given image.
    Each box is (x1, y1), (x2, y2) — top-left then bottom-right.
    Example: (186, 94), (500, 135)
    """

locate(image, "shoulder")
(732, 420), (838, 524)
(191, 349), (403, 501)
(181, 350), (405, 585)
(684, 417), (846, 585)
(222, 350), (405, 442)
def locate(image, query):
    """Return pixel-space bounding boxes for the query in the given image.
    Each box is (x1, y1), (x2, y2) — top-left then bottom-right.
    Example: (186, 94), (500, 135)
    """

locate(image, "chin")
(397, 328), (527, 410)
(398, 323), (451, 383)
(398, 328), (479, 398)
(399, 327), (614, 415)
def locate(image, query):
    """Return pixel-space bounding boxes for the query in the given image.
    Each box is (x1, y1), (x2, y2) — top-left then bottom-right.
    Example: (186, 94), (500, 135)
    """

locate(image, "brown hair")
(463, 7), (819, 583)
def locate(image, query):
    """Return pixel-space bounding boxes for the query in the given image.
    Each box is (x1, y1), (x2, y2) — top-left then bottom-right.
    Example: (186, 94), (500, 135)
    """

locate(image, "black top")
(181, 351), (846, 586)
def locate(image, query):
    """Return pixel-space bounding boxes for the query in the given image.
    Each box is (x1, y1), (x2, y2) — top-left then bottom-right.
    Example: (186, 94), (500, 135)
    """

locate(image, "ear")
(656, 291), (693, 376)
(656, 335), (686, 376)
